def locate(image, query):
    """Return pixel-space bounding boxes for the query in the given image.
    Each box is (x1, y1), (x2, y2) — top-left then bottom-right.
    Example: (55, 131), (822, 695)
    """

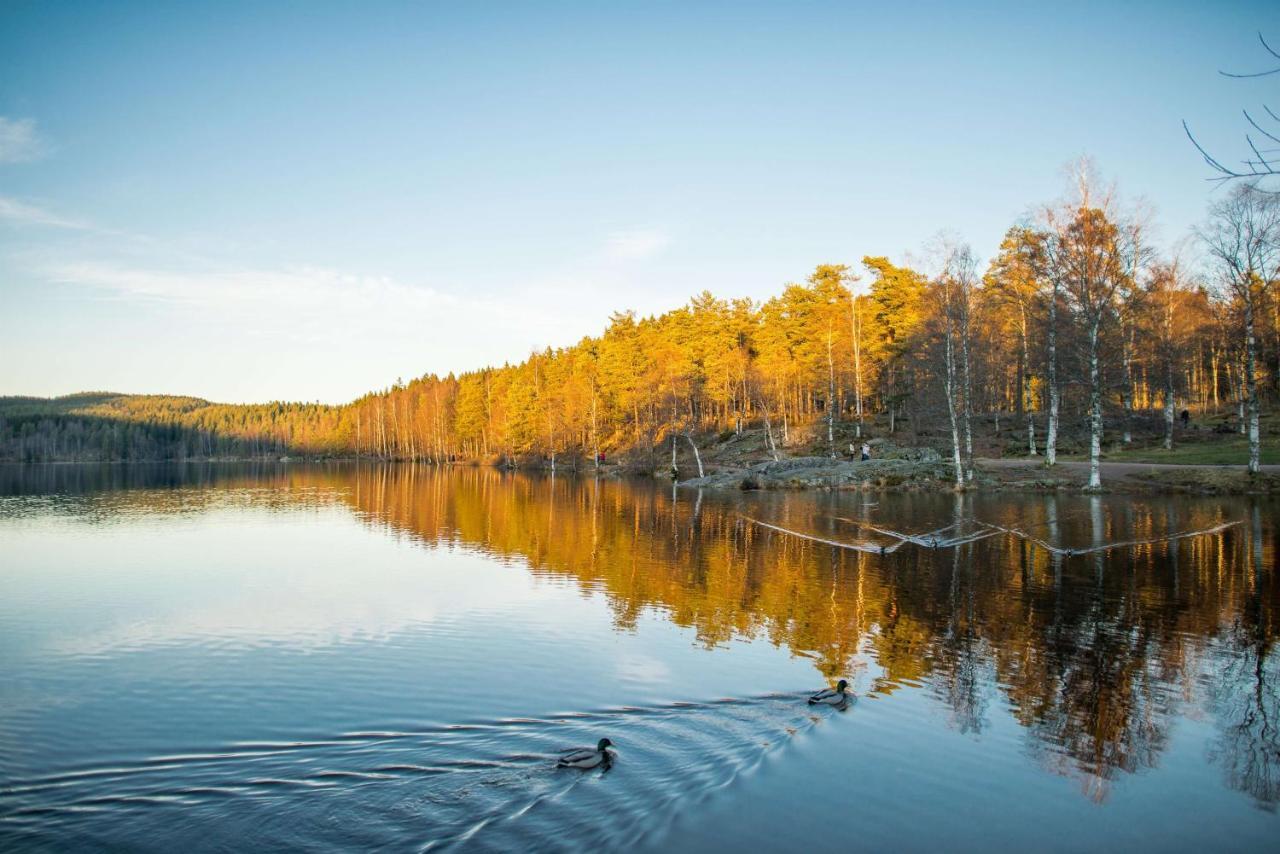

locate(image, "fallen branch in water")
(844, 519), (1003, 549)
(741, 516), (904, 554)
(970, 522), (1059, 553)
(862, 523), (966, 548)
(836, 518), (962, 546)
(754, 514), (1244, 558)
(941, 528), (1005, 547)
(974, 519), (1244, 557)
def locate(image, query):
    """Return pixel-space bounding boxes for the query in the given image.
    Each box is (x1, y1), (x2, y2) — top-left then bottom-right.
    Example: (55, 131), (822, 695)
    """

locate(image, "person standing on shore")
(860, 442), (871, 462)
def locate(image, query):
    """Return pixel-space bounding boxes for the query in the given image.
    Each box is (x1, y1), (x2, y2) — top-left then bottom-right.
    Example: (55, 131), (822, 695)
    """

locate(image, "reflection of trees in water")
(329, 466), (1280, 805)
(11, 463), (1276, 806)
(1208, 504), (1279, 810)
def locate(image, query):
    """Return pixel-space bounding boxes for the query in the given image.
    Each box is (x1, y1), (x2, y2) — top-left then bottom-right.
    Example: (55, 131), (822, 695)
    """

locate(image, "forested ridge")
(4, 178), (1278, 476)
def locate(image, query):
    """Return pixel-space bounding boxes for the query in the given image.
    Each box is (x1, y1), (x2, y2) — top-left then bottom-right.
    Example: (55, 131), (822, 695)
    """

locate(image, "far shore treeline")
(3, 176), (1278, 475)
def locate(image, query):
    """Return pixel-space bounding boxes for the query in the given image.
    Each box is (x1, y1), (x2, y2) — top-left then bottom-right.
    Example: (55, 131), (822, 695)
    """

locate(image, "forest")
(3, 176), (1278, 481)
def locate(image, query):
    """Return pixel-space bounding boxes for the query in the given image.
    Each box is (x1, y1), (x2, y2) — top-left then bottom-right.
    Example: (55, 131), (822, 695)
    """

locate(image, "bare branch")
(1259, 31), (1280, 62)
(1243, 109), (1280, 147)
(1220, 33), (1280, 77)
(1187, 34), (1280, 189)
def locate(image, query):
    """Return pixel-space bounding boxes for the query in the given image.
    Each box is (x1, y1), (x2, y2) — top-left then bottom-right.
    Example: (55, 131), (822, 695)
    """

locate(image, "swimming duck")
(557, 738), (614, 769)
(808, 679), (851, 706)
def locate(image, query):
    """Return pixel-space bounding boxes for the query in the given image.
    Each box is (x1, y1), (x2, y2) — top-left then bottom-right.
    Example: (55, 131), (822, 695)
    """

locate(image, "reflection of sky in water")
(0, 466), (1277, 851)
(6, 508), (539, 656)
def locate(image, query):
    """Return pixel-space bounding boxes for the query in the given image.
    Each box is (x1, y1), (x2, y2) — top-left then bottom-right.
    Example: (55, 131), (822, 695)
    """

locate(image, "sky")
(1, 1), (1277, 404)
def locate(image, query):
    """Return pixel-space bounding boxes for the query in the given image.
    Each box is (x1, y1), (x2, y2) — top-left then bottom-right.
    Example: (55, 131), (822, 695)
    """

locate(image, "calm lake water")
(1, 463), (1277, 852)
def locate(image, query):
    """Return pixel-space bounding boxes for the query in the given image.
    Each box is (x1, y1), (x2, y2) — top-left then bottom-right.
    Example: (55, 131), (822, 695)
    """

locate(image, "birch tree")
(1045, 168), (1138, 490)
(850, 279), (866, 438)
(937, 244), (977, 486)
(1200, 184), (1280, 475)
(985, 227), (1048, 457)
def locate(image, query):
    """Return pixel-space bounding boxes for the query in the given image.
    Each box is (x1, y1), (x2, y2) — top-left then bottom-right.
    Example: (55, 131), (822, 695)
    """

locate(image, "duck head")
(836, 679), (849, 692)
(597, 738), (613, 751)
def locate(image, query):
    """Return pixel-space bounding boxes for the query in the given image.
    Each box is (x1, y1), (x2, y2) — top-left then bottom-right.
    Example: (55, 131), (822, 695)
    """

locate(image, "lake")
(1, 463), (1277, 852)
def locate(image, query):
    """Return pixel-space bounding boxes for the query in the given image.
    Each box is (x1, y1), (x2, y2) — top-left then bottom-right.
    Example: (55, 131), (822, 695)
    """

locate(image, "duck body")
(808, 679), (851, 706)
(557, 738), (613, 769)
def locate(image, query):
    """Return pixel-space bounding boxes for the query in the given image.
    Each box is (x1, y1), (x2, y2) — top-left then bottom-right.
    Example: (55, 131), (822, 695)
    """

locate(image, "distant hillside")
(1, 392), (211, 416)
(0, 393), (347, 462)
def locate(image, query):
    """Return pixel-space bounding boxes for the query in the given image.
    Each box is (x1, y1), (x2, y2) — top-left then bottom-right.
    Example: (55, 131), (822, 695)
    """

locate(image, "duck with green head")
(808, 679), (851, 706)
(557, 738), (614, 769)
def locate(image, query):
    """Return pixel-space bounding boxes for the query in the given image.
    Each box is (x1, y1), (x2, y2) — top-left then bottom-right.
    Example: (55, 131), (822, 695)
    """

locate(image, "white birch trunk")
(1245, 298), (1261, 474)
(1163, 298), (1175, 451)
(1020, 303), (1036, 455)
(684, 433), (704, 478)
(591, 388), (600, 470)
(851, 293), (864, 438)
(1121, 319), (1134, 444)
(1087, 321), (1103, 491)
(943, 308), (964, 488)
(826, 332), (836, 457)
(1045, 279), (1060, 467)
(960, 286), (974, 481)
(762, 409), (780, 461)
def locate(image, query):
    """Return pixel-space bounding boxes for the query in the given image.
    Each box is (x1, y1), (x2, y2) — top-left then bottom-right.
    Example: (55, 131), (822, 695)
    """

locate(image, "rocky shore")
(670, 440), (1280, 495)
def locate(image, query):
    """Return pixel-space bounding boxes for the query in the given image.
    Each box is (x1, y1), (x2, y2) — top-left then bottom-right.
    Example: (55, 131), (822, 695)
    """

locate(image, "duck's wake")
(1, 692), (850, 852)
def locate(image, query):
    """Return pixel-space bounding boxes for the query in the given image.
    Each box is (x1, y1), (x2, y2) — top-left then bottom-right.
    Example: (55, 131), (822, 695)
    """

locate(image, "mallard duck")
(808, 679), (851, 706)
(557, 738), (614, 769)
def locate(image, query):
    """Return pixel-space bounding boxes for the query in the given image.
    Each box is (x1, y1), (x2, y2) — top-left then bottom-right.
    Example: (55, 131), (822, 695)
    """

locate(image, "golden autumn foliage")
(2, 204), (1276, 465)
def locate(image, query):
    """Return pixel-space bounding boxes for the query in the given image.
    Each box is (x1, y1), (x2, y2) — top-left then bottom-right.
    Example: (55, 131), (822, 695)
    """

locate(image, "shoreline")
(3, 455), (1278, 495)
(673, 455), (1280, 495)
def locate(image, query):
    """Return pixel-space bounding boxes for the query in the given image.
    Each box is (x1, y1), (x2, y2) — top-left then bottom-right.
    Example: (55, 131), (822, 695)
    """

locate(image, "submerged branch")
(741, 516), (904, 554)
(974, 519), (1244, 557)
(788, 515), (1248, 558)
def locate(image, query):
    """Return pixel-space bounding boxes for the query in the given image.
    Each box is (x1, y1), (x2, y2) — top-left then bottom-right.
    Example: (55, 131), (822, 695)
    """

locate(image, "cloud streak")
(0, 196), (92, 230)
(604, 229), (670, 261)
(8, 205), (689, 401)
(35, 258), (613, 396)
(0, 117), (45, 163)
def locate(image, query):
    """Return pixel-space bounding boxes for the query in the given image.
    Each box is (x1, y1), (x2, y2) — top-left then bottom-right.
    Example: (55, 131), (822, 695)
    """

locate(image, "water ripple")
(0, 692), (850, 851)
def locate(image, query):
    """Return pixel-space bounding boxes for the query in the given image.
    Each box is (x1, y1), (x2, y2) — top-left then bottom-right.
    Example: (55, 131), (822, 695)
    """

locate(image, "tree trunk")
(684, 433), (704, 478)
(1020, 303), (1037, 455)
(1211, 347), (1220, 409)
(1045, 280), (1060, 467)
(826, 332), (837, 457)
(888, 361), (896, 435)
(1237, 357), (1248, 435)
(761, 405), (781, 461)
(1087, 321), (1103, 491)
(591, 387), (600, 470)
(1121, 319), (1135, 444)
(1163, 298), (1175, 451)
(960, 288), (974, 481)
(1245, 297), (1261, 475)
(943, 309), (964, 488)
(851, 293), (864, 438)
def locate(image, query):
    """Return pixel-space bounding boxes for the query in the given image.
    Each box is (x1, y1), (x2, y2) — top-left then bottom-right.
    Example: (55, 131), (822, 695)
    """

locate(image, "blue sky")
(1, 1), (1276, 403)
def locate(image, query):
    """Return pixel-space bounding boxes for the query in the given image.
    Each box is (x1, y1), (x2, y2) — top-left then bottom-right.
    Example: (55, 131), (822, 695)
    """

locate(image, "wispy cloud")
(37, 259), (600, 375)
(0, 195), (92, 230)
(604, 229), (670, 261)
(12, 211), (689, 401)
(45, 261), (438, 308)
(0, 117), (45, 163)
